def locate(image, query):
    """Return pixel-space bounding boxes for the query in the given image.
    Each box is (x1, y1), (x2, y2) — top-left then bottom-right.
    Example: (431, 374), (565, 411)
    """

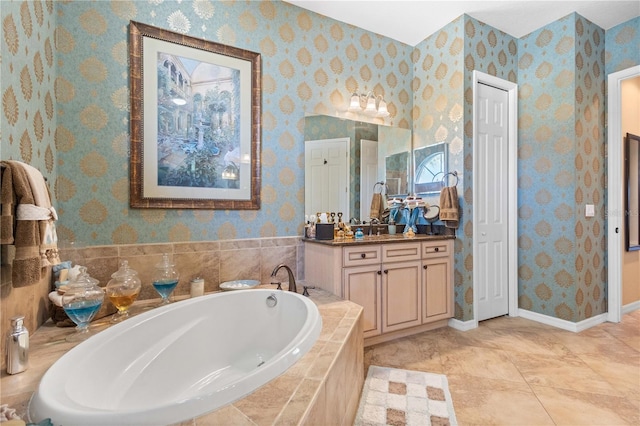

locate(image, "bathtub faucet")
(270, 264), (297, 293)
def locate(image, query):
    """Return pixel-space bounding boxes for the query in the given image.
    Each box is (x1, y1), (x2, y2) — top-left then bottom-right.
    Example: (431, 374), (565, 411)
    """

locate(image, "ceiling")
(284, 0), (640, 46)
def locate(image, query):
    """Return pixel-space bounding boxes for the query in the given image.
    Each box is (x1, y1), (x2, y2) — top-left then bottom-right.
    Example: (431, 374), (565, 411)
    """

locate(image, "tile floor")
(364, 311), (640, 425)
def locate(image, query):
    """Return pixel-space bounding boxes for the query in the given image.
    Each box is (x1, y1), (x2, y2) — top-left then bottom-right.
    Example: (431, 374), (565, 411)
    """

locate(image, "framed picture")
(129, 21), (261, 209)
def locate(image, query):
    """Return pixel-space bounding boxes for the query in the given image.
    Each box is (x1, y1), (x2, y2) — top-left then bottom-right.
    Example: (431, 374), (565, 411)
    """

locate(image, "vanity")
(304, 234), (454, 346)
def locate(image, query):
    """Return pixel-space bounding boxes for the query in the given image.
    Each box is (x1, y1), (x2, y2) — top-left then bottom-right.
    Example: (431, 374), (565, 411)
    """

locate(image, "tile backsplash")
(0, 236), (303, 370)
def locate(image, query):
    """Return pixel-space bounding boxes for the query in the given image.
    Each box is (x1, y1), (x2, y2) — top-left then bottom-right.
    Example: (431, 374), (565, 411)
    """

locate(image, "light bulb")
(377, 98), (389, 117)
(364, 94), (377, 115)
(348, 93), (360, 111)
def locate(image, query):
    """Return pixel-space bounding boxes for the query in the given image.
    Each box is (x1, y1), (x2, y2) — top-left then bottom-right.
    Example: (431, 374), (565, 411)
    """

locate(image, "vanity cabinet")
(421, 241), (453, 322)
(305, 238), (454, 345)
(343, 264), (381, 337)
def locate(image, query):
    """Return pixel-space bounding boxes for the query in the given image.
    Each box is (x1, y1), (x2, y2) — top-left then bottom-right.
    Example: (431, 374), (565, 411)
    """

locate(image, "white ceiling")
(284, 0), (640, 46)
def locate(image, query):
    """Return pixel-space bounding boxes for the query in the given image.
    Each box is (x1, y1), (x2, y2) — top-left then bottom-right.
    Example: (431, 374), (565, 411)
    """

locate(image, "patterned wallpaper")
(48, 0), (412, 246)
(517, 14), (606, 322)
(2, 0), (639, 323)
(413, 15), (519, 320)
(605, 17), (640, 74)
(1, 0), (57, 185)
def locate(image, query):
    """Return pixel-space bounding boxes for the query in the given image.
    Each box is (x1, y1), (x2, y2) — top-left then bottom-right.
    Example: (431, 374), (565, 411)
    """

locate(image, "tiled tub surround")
(0, 237), (305, 370)
(0, 286), (364, 425)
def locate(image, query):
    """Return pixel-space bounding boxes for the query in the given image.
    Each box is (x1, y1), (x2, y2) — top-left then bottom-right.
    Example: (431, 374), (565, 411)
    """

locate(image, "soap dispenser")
(355, 228), (364, 240)
(6, 315), (29, 375)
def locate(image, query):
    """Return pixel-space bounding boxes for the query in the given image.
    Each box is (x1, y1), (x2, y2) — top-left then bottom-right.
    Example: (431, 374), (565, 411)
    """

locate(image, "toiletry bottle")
(355, 228), (364, 240)
(6, 315), (29, 374)
(190, 277), (205, 297)
(388, 220), (397, 235)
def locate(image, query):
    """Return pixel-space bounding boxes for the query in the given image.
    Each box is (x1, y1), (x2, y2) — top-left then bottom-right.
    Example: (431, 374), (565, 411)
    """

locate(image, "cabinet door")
(422, 256), (453, 322)
(344, 265), (382, 338)
(382, 260), (422, 333)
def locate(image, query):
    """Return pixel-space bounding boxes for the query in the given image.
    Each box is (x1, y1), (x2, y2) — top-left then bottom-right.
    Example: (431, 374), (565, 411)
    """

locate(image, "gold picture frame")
(129, 21), (261, 209)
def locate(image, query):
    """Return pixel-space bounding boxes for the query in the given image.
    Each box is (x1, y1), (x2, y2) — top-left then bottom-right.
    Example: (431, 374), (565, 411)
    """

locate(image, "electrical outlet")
(585, 204), (595, 217)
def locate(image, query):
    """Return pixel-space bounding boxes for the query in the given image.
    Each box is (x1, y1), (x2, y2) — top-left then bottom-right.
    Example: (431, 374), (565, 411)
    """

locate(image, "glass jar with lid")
(152, 253), (179, 306)
(106, 260), (141, 323)
(61, 267), (104, 341)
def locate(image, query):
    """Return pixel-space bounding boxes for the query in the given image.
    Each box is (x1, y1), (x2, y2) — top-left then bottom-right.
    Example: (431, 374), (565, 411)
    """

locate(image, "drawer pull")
(434, 247), (439, 252)
(423, 265), (428, 269)
(361, 253), (366, 259)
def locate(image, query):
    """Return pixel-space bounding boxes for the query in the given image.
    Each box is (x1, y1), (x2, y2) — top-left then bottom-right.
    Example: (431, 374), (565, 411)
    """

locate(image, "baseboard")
(448, 318), (477, 331)
(518, 309), (607, 332)
(622, 300), (640, 314)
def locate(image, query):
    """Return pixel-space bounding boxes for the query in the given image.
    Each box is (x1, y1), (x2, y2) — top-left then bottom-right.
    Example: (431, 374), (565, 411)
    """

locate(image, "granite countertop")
(303, 233), (455, 246)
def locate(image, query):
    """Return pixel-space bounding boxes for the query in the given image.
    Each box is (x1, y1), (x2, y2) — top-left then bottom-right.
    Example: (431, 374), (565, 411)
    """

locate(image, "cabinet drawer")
(343, 246), (381, 267)
(422, 240), (451, 258)
(382, 243), (421, 263)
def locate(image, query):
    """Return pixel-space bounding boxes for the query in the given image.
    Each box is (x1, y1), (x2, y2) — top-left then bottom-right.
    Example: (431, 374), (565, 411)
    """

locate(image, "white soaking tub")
(29, 289), (322, 426)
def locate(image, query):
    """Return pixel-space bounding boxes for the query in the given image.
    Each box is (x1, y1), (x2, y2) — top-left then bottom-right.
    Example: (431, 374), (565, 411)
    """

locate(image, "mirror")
(304, 115), (411, 221)
(626, 132), (640, 251)
(413, 142), (448, 194)
(385, 151), (410, 196)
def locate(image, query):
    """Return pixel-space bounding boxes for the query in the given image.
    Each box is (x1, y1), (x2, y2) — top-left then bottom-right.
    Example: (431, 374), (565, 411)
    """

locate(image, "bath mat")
(354, 365), (458, 426)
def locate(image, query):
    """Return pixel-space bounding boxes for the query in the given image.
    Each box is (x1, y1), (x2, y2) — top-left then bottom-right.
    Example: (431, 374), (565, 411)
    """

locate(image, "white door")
(304, 138), (349, 218)
(476, 82), (509, 321)
(360, 139), (378, 221)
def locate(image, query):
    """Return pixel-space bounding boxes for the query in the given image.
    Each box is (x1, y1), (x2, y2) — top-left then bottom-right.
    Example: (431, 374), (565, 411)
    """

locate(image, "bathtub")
(28, 289), (322, 426)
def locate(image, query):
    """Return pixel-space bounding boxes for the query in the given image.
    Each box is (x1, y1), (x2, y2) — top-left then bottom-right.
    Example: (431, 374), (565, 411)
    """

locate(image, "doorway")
(472, 71), (518, 326)
(607, 65), (640, 323)
(360, 139), (378, 221)
(304, 137), (350, 219)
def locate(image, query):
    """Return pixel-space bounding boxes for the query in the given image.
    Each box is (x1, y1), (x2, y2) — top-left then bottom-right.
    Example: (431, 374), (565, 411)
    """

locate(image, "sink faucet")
(369, 218), (380, 236)
(270, 264), (297, 293)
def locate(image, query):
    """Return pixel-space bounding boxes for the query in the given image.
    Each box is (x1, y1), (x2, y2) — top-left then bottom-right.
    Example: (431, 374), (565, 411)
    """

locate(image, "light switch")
(585, 204), (595, 217)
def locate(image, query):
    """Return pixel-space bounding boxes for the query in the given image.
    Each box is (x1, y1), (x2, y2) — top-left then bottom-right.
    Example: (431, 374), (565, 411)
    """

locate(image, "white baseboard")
(448, 318), (477, 331)
(622, 300), (640, 314)
(518, 309), (607, 332)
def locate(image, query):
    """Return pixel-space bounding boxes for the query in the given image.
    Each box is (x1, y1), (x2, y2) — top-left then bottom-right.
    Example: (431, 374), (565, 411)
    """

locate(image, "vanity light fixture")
(348, 91), (390, 117)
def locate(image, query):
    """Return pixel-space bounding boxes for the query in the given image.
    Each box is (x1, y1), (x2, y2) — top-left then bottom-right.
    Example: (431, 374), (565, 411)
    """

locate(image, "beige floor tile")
(447, 373), (554, 425)
(508, 351), (624, 397)
(531, 384), (640, 426)
(440, 345), (526, 384)
(363, 313), (640, 425)
(576, 353), (640, 407)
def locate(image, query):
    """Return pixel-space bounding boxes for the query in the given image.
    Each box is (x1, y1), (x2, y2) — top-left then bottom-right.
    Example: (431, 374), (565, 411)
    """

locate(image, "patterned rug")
(354, 366), (458, 426)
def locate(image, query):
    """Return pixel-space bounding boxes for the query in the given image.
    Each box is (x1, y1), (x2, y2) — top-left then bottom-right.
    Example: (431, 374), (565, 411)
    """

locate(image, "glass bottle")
(152, 253), (179, 306)
(61, 267), (104, 342)
(106, 260), (141, 322)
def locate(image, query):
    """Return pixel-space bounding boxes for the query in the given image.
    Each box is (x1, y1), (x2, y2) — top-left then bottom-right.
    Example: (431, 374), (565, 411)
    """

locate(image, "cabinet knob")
(361, 253), (366, 258)
(383, 269), (388, 274)
(377, 270), (382, 275)
(434, 247), (439, 252)
(423, 265), (428, 270)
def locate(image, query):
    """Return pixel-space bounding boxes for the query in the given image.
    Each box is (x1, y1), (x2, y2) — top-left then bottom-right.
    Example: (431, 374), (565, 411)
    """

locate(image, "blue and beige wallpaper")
(39, 0), (412, 244)
(2, 0), (639, 323)
(517, 14), (606, 322)
(413, 15), (519, 320)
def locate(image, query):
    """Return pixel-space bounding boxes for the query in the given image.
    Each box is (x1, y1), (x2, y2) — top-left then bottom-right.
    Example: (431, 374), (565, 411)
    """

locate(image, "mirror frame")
(625, 132), (640, 251)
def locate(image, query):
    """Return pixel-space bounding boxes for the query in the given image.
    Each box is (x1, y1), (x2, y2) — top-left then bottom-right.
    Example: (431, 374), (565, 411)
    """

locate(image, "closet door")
(304, 138), (349, 218)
